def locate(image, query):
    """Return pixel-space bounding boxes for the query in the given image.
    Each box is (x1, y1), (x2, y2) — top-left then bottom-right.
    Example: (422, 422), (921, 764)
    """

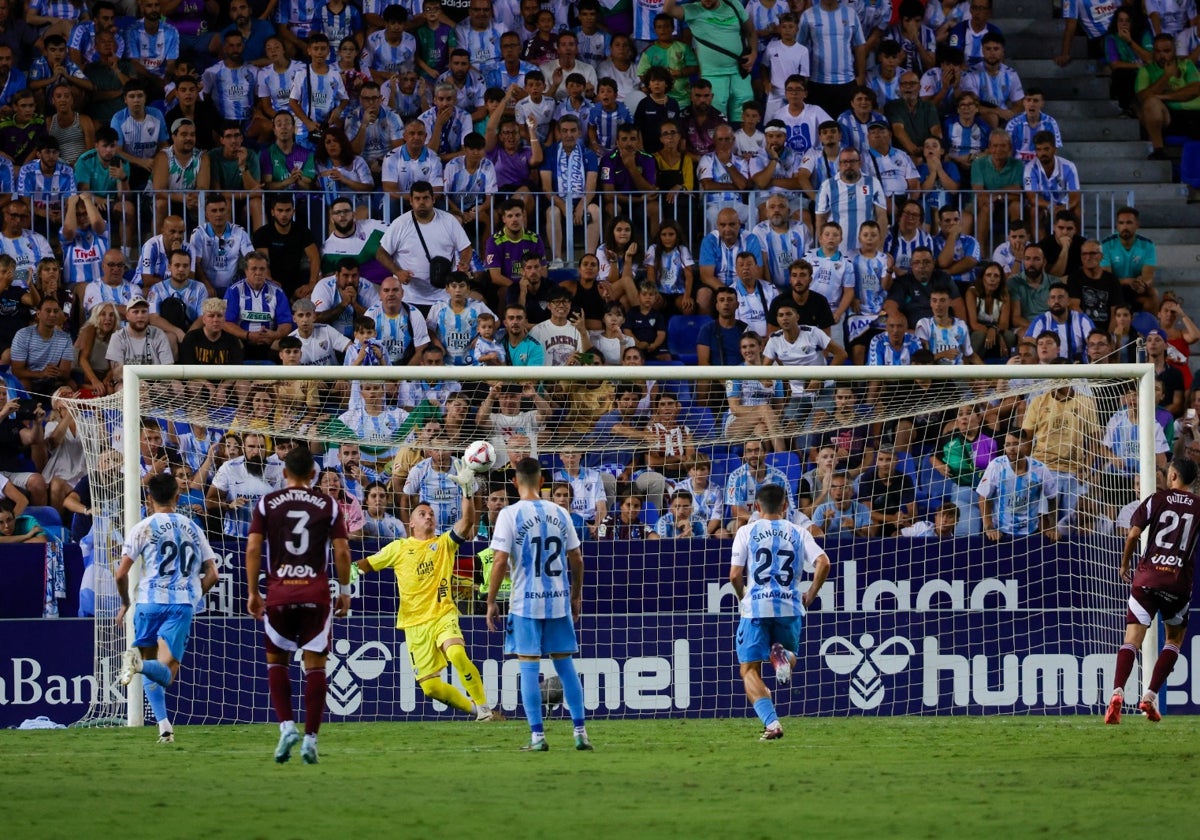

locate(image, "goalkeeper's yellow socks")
(420, 677), (473, 713)
(445, 644), (488, 708)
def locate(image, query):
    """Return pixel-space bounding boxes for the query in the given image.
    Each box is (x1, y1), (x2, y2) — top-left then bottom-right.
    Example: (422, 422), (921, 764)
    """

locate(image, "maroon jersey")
(250, 487), (348, 607)
(1130, 488), (1200, 595)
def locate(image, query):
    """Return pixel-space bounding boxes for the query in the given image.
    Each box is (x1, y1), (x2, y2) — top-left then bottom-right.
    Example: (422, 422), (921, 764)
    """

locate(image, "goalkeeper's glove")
(348, 562), (361, 583)
(449, 457), (479, 496)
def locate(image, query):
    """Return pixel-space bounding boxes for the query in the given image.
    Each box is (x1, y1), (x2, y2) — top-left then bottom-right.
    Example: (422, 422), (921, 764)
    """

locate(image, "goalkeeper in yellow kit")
(356, 458), (503, 721)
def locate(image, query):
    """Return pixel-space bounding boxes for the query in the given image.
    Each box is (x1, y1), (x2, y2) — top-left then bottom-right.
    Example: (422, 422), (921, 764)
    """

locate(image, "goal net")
(66, 361), (1158, 725)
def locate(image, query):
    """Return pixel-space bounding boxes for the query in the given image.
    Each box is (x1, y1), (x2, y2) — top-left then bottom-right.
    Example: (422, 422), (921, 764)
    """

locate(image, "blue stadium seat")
(18, 507), (66, 543)
(1182, 141), (1200, 190)
(640, 499), (659, 526)
(667, 315), (712, 365)
(765, 451), (802, 488)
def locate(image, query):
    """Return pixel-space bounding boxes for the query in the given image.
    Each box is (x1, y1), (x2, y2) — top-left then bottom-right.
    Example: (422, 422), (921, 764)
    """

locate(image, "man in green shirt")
(1007, 244), (1060, 330)
(207, 120), (263, 230)
(969, 131), (1024, 253)
(664, 0), (756, 121)
(1136, 33), (1200, 159)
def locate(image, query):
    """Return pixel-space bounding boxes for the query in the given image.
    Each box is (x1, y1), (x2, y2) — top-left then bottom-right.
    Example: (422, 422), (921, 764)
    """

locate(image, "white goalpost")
(68, 361), (1158, 726)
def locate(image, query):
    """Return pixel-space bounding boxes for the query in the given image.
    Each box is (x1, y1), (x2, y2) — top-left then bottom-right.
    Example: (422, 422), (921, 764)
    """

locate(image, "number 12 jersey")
(490, 499), (581, 620)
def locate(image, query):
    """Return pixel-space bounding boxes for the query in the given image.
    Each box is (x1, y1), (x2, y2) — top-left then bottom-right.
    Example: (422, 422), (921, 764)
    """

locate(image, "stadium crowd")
(0, 0), (1195, 561)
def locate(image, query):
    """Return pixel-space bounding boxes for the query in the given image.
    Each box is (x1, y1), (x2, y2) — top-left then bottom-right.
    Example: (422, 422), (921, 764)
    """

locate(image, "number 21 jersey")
(250, 487), (348, 607)
(1131, 488), (1200, 595)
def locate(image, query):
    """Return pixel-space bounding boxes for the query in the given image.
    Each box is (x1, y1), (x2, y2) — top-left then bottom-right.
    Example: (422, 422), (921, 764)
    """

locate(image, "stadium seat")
(17, 507), (65, 543)
(765, 451), (802, 488)
(666, 315), (712, 365)
(684, 405), (716, 441)
(1182, 141), (1200, 190)
(640, 499), (659, 526)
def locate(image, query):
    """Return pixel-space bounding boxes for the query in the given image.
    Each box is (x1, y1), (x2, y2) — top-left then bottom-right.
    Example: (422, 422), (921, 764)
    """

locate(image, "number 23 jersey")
(250, 487), (348, 607)
(731, 518), (826, 618)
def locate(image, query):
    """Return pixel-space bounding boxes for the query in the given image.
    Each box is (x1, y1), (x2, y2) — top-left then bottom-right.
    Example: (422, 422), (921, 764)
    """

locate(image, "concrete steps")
(1055, 117), (1141, 142)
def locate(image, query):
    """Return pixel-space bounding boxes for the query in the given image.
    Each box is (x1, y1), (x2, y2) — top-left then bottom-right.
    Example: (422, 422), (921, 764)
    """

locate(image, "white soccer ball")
(463, 440), (497, 473)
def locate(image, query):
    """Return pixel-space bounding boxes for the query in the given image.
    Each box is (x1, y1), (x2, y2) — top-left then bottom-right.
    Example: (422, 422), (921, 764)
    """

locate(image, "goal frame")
(119, 362), (1158, 725)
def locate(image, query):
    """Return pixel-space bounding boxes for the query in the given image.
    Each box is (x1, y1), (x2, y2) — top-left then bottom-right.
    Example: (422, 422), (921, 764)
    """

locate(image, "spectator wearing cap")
(105, 294), (174, 390)
(10, 296), (74, 395)
(79, 248), (140, 319)
(528, 285), (591, 366)
(17, 136), (76, 228)
(864, 119), (919, 203)
(223, 251), (293, 363)
(1144, 327), (1186, 418)
(151, 117), (212, 223)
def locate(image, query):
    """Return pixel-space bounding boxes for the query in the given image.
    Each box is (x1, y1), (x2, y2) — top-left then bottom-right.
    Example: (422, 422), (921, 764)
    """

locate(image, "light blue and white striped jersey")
(916, 315), (973, 363)
(642, 244), (695, 295)
(698, 230), (765, 286)
(814, 174), (887, 243)
(1006, 112), (1062, 162)
(867, 67), (903, 105)
(310, 1), (363, 48)
(201, 62), (257, 121)
(849, 249), (889, 314)
(363, 513), (407, 540)
(1062, 0), (1117, 38)
(837, 108), (887, 153)
(634, 0), (674, 40)
(60, 229), (109, 286)
(514, 95), (557, 143)
(798, 147), (840, 196)
(455, 22), (506, 71)
(726, 373), (785, 409)
(932, 232), (981, 284)
(80, 279), (140, 314)
(17, 161), (76, 211)
(1023, 156), (1081, 208)
(442, 155), (497, 211)
(942, 115), (990, 159)
(175, 427), (222, 473)
(961, 64), (1024, 109)
(68, 22), (126, 63)
(1103, 410), (1170, 472)
(436, 68), (488, 111)
(725, 464), (795, 514)
(336, 405), (412, 465)
(0, 153), (12, 196)
(125, 21), (180, 78)
(343, 103), (405, 164)
(32, 0), (83, 21)
(0, 229), (54, 289)
(883, 227), (934, 273)
(364, 301), (431, 364)
(733, 277), (778, 335)
(189, 223), (255, 292)
(110, 107), (168, 161)
(654, 513), (707, 538)
(139, 234), (190, 282)
(752, 219), (811, 291)
(1023, 310), (1095, 362)
(745, 0), (786, 52)
(485, 60), (538, 91)
(803, 246), (853, 310)
(697, 151), (754, 205)
(276, 0), (320, 36)
(224, 278), (293, 334)
(976, 455), (1056, 536)
(864, 146), (918, 196)
(403, 458), (462, 532)
(586, 101), (633, 152)
(256, 60), (306, 116)
(731, 517), (823, 618)
(288, 66), (347, 124)
(148, 278), (207, 323)
(866, 330), (922, 365)
(798, 3), (865, 84)
(672, 477), (725, 523)
(361, 29), (417, 76)
(425, 298), (495, 365)
(381, 144), (444, 190)
(123, 512), (216, 606)
(551, 466), (607, 522)
(491, 498), (582, 619)
(574, 28), (611, 66)
(1144, 0), (1194, 37)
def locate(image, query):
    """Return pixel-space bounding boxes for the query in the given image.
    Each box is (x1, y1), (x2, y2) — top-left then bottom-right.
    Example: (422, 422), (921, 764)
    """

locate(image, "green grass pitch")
(2, 717), (1196, 838)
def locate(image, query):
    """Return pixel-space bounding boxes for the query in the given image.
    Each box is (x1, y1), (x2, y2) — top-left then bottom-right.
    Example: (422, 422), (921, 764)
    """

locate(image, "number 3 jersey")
(731, 518), (825, 618)
(490, 499), (582, 620)
(250, 487), (348, 608)
(1130, 488), (1200, 595)
(123, 512), (217, 607)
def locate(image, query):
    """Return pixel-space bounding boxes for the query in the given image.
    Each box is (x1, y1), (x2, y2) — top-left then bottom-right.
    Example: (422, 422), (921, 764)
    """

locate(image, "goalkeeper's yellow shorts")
(404, 611), (465, 681)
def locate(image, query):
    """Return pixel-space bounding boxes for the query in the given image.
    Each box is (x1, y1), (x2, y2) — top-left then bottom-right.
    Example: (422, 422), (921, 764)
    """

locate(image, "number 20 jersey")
(1131, 488), (1200, 596)
(731, 519), (825, 619)
(250, 487), (348, 607)
(490, 499), (581, 620)
(124, 512), (217, 606)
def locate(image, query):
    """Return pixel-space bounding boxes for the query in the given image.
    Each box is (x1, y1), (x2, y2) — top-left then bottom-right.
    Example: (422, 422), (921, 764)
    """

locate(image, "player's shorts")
(264, 602), (333, 655)
(133, 603), (195, 662)
(504, 614), (578, 657)
(404, 610), (465, 681)
(1127, 587), (1190, 628)
(736, 615), (803, 664)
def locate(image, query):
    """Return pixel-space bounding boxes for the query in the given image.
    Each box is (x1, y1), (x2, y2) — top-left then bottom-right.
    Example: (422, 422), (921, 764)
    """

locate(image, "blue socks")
(141, 659), (172, 687)
(753, 697), (778, 728)
(145, 681), (169, 724)
(552, 657), (587, 729)
(519, 660), (544, 735)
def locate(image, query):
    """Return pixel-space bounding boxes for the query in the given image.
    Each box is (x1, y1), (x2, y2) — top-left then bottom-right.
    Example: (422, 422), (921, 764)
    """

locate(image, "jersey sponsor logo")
(821, 633), (914, 710)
